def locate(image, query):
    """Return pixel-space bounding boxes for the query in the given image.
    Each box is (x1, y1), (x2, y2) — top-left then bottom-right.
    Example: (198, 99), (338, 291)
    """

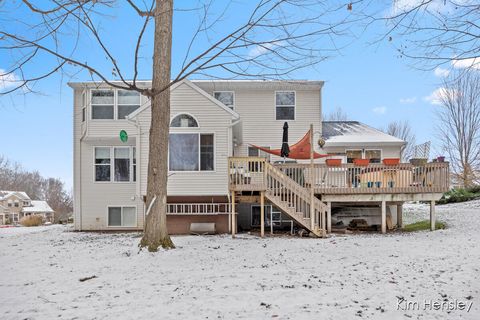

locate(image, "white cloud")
(372, 106), (387, 114)
(434, 67), (450, 77)
(248, 41), (284, 58)
(451, 57), (480, 70)
(390, 0), (449, 16)
(424, 87), (454, 105)
(399, 97), (416, 104)
(0, 69), (19, 90)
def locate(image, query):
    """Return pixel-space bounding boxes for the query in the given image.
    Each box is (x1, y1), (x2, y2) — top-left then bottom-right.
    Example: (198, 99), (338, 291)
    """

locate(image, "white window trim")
(167, 132), (216, 173)
(90, 89), (141, 121)
(169, 112), (200, 128)
(94, 146), (136, 183)
(275, 90), (296, 121)
(247, 145), (271, 160)
(90, 89), (115, 120)
(106, 205), (137, 228)
(345, 149), (383, 162)
(117, 89), (141, 120)
(213, 91), (235, 110)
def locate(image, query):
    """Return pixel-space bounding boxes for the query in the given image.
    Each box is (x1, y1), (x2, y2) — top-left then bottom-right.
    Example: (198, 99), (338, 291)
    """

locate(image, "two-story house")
(70, 79), (448, 235)
(0, 191), (55, 225)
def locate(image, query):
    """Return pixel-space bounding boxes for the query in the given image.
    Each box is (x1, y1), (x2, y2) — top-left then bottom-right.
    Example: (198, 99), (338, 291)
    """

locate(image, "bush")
(20, 215), (44, 227)
(403, 220), (446, 232)
(437, 188), (479, 204)
(467, 185), (480, 194)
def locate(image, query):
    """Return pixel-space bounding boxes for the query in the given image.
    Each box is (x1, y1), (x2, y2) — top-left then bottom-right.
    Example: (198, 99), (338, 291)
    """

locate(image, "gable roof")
(0, 191), (31, 201)
(322, 121), (405, 147)
(126, 79), (240, 120)
(22, 201), (54, 213)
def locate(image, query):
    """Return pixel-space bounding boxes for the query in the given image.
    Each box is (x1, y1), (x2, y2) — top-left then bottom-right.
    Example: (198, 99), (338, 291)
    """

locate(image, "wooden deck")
(229, 157), (449, 195)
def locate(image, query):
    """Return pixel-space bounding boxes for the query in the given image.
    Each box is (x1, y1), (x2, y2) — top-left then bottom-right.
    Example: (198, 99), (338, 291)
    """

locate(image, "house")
(0, 191), (55, 225)
(69, 79), (448, 235)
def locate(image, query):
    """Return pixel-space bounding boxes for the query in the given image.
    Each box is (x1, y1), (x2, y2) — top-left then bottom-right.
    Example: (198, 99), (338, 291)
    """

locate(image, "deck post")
(430, 200), (436, 231)
(381, 201), (386, 234)
(309, 124), (315, 232)
(260, 191), (265, 237)
(231, 191), (236, 238)
(326, 201), (332, 233)
(397, 203), (403, 229)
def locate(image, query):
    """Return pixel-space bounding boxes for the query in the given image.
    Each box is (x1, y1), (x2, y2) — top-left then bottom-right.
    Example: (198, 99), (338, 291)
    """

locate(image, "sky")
(0, 1), (460, 190)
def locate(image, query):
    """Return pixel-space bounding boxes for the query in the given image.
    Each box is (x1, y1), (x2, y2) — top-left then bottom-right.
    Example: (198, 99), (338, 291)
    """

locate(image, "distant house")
(0, 191), (54, 225)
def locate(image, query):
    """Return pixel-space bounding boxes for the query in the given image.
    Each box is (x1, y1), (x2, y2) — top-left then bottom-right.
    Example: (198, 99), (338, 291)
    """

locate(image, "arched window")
(170, 114), (198, 128)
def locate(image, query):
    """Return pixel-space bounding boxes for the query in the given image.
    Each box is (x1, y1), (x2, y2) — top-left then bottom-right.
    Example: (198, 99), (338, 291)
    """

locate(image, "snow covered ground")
(1, 201), (479, 320)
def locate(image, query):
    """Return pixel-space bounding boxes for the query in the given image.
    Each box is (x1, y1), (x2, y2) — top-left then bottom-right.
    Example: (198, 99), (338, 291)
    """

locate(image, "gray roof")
(0, 191), (31, 201)
(322, 121), (405, 146)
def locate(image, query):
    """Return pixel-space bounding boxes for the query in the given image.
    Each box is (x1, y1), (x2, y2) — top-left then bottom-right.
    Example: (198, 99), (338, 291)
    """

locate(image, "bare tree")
(324, 106), (348, 121)
(367, 0), (480, 70)
(0, 0), (358, 250)
(382, 120), (416, 161)
(437, 71), (480, 188)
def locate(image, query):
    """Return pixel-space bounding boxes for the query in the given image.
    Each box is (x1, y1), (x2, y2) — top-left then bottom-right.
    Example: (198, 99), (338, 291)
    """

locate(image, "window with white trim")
(94, 147), (136, 182)
(169, 133), (214, 171)
(170, 114), (198, 127)
(275, 91), (295, 120)
(214, 91), (234, 109)
(117, 90), (140, 119)
(346, 150), (362, 163)
(95, 147), (111, 181)
(365, 149), (381, 163)
(114, 147), (130, 182)
(91, 90), (114, 119)
(108, 206), (136, 227)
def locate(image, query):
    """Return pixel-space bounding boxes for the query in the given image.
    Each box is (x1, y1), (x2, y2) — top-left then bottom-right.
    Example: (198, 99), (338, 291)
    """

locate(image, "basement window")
(108, 206), (136, 227)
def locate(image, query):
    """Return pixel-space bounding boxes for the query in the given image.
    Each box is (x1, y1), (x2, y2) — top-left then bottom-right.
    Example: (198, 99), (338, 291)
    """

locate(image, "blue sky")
(0, 1), (452, 190)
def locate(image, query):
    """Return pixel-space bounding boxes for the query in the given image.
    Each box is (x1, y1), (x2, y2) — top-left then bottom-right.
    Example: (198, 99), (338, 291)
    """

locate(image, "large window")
(114, 147), (130, 181)
(346, 150), (362, 164)
(275, 91), (295, 120)
(95, 147), (111, 181)
(108, 206), (136, 227)
(214, 91), (235, 109)
(91, 90), (114, 119)
(90, 89), (140, 120)
(169, 133), (214, 171)
(365, 149), (381, 163)
(117, 90), (140, 119)
(170, 114), (198, 127)
(94, 147), (136, 182)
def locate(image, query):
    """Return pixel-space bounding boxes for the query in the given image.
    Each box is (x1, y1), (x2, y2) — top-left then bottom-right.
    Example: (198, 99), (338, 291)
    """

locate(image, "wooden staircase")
(229, 157), (327, 237)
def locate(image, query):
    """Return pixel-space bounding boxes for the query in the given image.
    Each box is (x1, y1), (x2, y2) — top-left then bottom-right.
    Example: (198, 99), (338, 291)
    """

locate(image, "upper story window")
(275, 91), (295, 120)
(214, 91), (235, 110)
(14, 201), (19, 207)
(23, 201), (29, 206)
(90, 89), (140, 120)
(91, 90), (114, 119)
(117, 90), (140, 119)
(169, 133), (214, 171)
(81, 91), (86, 122)
(170, 114), (199, 128)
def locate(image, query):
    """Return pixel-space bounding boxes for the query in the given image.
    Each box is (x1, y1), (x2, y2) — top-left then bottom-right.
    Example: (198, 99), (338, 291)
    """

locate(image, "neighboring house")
(0, 191), (55, 225)
(69, 79), (448, 235)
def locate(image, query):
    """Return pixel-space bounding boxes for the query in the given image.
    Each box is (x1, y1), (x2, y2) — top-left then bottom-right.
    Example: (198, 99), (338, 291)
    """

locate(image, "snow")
(1, 201), (479, 319)
(22, 200), (54, 213)
(322, 121), (404, 146)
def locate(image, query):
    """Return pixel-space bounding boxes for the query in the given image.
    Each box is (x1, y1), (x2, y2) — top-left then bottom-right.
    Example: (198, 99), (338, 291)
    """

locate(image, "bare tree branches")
(436, 70), (480, 187)
(383, 120), (416, 161)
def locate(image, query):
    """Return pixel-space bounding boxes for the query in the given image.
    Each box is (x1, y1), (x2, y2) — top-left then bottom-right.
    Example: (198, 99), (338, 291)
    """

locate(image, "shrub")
(467, 185), (480, 194)
(20, 215), (44, 227)
(437, 188), (479, 204)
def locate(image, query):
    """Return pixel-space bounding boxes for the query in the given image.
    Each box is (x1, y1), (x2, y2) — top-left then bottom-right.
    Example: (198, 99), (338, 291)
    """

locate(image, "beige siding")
(73, 87), (145, 231)
(136, 82), (233, 196)
(195, 83), (322, 161)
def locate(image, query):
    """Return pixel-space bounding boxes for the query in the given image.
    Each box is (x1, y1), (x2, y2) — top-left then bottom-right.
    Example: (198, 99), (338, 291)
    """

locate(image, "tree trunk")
(140, 0), (175, 251)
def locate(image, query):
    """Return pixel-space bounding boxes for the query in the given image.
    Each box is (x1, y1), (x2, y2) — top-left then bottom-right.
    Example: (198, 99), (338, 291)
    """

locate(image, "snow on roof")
(0, 191), (31, 201)
(22, 201), (54, 213)
(322, 121), (405, 147)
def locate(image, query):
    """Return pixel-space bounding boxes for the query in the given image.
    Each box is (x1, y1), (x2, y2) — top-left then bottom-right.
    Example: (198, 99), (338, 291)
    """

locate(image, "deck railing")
(167, 203), (231, 215)
(229, 157), (449, 194)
